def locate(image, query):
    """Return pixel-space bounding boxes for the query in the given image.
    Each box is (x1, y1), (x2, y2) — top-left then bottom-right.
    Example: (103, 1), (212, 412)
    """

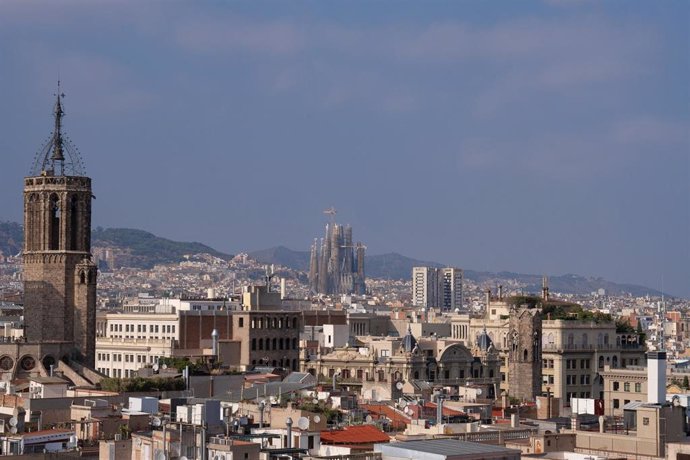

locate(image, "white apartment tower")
(412, 267), (439, 308)
(412, 266), (463, 311)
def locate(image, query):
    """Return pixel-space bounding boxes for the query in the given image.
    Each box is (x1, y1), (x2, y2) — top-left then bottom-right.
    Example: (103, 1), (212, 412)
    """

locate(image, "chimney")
(211, 329), (219, 357)
(286, 417), (293, 448)
(280, 278), (287, 300)
(510, 413), (519, 428)
(498, 285), (503, 300)
(437, 396), (444, 425)
(647, 351), (667, 404)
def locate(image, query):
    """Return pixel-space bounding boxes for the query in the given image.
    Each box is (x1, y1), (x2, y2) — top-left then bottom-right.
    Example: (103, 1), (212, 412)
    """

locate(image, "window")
(624, 382), (630, 392)
(643, 417), (650, 425)
(635, 383), (641, 392)
(613, 399), (620, 409)
(613, 382), (620, 391)
(239, 318), (244, 328)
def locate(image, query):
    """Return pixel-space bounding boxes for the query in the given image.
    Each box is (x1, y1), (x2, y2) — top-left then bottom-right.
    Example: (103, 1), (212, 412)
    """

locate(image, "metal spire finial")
(30, 83), (86, 177)
(51, 82), (66, 166)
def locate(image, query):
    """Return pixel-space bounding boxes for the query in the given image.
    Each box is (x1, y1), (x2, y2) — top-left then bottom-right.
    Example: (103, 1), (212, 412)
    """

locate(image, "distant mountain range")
(0, 222), (22, 257)
(248, 246), (664, 297)
(0, 222), (231, 269)
(91, 227), (232, 268)
(0, 221), (665, 296)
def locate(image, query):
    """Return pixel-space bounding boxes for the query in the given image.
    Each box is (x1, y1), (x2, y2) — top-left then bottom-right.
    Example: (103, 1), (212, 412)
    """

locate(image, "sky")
(0, 1), (688, 297)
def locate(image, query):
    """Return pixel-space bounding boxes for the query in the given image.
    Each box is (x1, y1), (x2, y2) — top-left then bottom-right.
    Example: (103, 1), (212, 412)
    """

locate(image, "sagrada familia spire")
(308, 209), (366, 296)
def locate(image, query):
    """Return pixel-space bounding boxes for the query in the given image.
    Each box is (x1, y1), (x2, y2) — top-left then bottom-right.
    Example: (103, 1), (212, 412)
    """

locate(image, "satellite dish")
(134, 438), (142, 447)
(162, 364), (168, 370)
(151, 417), (162, 427)
(180, 457), (189, 460)
(297, 416), (309, 430)
(404, 407), (412, 415)
(9, 427), (17, 434)
(399, 399), (407, 408)
(312, 398), (318, 404)
(476, 389), (483, 396)
(153, 363), (159, 372)
(396, 381), (404, 390)
(673, 396), (681, 407)
(365, 415), (373, 423)
(8, 417), (17, 427)
(155, 451), (166, 460)
(313, 415), (321, 423)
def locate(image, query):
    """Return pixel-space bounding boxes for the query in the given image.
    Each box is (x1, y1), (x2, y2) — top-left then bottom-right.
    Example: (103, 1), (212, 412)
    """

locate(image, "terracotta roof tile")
(321, 425), (390, 445)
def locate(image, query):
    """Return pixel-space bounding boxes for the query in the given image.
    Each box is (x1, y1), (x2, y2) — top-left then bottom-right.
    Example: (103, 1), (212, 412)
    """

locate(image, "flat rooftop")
(376, 439), (521, 457)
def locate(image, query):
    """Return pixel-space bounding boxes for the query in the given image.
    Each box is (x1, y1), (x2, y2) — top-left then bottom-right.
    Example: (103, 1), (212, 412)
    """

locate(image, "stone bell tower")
(508, 305), (542, 401)
(22, 87), (97, 367)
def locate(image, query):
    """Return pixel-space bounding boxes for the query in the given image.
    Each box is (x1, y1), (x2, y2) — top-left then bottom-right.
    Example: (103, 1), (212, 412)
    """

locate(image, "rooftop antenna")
(659, 277), (666, 351)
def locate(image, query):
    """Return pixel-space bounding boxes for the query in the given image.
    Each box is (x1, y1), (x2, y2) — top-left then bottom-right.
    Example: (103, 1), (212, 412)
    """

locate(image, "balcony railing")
(542, 343), (641, 352)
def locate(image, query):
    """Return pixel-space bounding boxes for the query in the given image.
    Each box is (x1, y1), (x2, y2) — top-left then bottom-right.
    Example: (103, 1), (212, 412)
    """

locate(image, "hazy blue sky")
(0, 1), (688, 296)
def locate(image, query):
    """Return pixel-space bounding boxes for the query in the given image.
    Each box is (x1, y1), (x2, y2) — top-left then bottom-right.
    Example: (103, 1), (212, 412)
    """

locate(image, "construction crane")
(323, 207), (337, 223)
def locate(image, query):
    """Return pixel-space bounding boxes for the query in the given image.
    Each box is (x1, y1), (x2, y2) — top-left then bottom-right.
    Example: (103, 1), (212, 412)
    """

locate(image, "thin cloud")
(175, 15), (304, 57)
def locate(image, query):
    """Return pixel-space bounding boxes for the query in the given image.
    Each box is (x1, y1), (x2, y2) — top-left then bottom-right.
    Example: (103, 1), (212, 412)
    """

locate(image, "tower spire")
(30, 83), (86, 177)
(51, 82), (66, 172)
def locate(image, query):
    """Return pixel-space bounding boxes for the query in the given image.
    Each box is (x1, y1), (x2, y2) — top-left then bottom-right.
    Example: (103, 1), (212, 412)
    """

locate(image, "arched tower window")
(70, 195), (79, 250)
(49, 193), (60, 250)
(523, 349), (528, 361)
(79, 271), (86, 284)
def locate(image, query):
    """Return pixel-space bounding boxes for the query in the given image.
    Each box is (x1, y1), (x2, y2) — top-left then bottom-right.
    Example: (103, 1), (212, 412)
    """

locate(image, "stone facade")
(21, 174), (97, 367)
(508, 306), (542, 401)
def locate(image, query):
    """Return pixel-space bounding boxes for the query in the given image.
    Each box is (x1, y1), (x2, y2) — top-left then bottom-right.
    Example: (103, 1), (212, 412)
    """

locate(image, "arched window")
(69, 195), (79, 250)
(582, 334), (588, 346)
(612, 356), (618, 368)
(79, 271), (86, 284)
(604, 334), (609, 345)
(272, 338), (277, 350)
(598, 356), (604, 369)
(49, 194), (60, 250)
(279, 338), (284, 350)
(523, 349), (528, 361)
(567, 333), (574, 345)
(252, 339), (256, 351)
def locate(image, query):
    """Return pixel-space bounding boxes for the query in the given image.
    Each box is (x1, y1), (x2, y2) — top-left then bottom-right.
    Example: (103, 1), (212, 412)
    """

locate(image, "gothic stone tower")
(22, 89), (97, 367)
(508, 306), (542, 401)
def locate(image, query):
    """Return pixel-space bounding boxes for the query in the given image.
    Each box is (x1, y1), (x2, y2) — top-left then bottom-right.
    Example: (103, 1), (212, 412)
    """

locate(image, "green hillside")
(92, 227), (232, 268)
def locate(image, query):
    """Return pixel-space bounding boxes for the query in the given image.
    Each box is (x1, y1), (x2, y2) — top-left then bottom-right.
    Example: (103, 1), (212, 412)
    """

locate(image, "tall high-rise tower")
(412, 266), (463, 311)
(23, 89), (97, 367)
